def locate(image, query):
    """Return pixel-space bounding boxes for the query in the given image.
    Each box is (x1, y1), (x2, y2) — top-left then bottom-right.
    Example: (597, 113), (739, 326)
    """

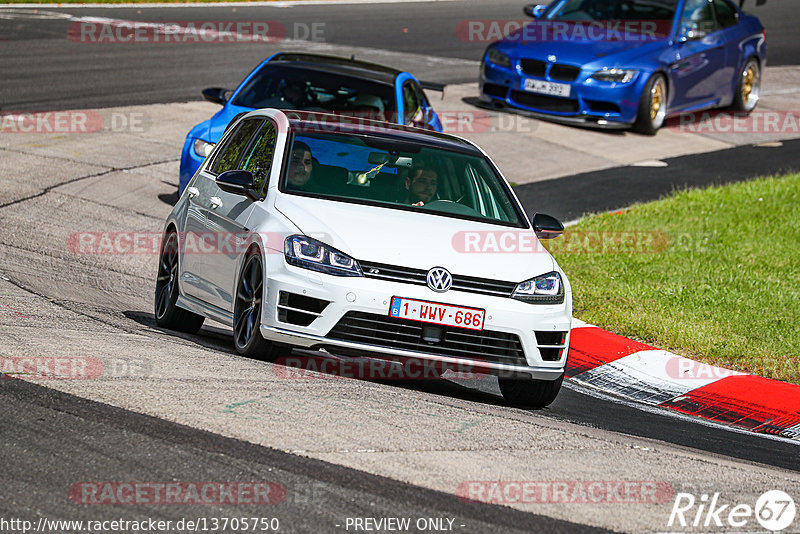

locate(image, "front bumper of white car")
(259, 253), (572, 381)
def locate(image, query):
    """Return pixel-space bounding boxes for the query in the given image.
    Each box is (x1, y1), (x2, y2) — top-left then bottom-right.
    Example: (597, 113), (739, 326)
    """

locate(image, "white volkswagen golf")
(155, 109), (572, 407)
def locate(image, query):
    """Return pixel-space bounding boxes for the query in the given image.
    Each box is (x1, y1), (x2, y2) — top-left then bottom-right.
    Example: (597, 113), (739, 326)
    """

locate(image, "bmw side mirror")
(216, 170), (259, 200)
(678, 27), (708, 43)
(202, 87), (231, 105)
(532, 213), (564, 239)
(523, 4), (548, 18)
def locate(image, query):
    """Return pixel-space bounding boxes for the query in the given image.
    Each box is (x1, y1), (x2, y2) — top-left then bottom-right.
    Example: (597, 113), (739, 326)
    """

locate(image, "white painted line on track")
(573, 350), (740, 405)
(1, 0), (460, 8)
(563, 378), (800, 446)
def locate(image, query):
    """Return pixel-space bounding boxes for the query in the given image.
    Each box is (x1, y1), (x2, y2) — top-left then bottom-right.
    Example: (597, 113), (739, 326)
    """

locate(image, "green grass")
(549, 172), (800, 384)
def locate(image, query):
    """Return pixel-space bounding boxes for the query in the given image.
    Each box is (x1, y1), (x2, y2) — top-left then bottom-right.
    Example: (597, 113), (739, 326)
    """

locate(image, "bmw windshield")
(232, 65), (397, 119)
(280, 132), (527, 228)
(543, 0), (679, 22)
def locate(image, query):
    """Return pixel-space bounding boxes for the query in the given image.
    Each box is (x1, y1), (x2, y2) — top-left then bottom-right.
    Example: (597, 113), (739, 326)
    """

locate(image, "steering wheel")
(422, 199), (481, 216)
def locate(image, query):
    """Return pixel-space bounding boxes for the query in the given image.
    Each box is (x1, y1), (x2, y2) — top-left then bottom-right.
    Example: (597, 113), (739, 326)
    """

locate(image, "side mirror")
(678, 27), (708, 42)
(523, 4), (548, 18)
(202, 87), (230, 105)
(216, 170), (259, 200)
(532, 213), (564, 239)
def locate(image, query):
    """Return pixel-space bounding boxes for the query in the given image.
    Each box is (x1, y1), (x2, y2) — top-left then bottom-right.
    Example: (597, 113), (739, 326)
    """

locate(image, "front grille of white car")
(359, 261), (517, 298)
(326, 311), (527, 366)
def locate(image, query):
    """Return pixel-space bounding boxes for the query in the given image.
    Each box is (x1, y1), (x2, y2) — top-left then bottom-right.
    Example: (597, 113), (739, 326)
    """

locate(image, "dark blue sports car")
(180, 53), (443, 194)
(480, 0), (766, 134)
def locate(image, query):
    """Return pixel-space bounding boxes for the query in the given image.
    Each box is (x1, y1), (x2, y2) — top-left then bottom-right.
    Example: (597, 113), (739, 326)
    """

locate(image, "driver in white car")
(405, 167), (438, 206)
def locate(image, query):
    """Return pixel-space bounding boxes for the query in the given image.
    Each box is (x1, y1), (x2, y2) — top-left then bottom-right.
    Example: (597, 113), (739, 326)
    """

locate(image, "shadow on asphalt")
(158, 191), (179, 206)
(122, 309), (514, 408)
(461, 96), (628, 136)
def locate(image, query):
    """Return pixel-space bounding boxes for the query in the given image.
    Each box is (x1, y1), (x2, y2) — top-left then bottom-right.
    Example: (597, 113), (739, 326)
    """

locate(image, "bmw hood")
(205, 104), (254, 143)
(274, 194), (556, 284)
(497, 22), (669, 66)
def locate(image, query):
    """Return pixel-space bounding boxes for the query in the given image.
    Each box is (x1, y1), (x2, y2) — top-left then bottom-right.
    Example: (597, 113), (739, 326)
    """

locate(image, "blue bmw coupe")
(480, 0), (766, 134)
(180, 53), (443, 194)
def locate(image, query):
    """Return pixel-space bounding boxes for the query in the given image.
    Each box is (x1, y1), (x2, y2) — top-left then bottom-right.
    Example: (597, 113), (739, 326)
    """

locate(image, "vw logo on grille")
(547, 54), (557, 62)
(426, 267), (452, 293)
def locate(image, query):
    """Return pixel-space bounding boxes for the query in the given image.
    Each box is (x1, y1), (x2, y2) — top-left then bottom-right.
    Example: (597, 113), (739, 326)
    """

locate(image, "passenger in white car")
(287, 141), (314, 191)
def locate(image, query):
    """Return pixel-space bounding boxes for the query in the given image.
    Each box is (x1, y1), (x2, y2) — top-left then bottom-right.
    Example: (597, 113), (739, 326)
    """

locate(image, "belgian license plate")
(389, 297), (485, 331)
(524, 78), (571, 97)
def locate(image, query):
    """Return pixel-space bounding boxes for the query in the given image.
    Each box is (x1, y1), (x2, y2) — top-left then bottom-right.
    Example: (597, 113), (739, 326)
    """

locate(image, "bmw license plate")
(389, 296), (485, 331)
(523, 78), (571, 98)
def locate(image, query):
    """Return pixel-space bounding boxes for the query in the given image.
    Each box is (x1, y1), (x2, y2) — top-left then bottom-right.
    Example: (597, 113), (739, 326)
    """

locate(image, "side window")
(240, 120), (277, 194)
(713, 0), (739, 28)
(679, 0), (718, 36)
(208, 119), (263, 176)
(402, 81), (421, 125)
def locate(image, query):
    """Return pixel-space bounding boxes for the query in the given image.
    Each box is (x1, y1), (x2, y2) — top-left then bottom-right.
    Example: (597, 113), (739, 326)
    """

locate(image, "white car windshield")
(281, 132), (526, 227)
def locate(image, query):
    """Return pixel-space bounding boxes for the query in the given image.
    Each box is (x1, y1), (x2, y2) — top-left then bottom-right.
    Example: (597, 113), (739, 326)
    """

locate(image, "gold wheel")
(741, 65), (756, 103)
(650, 81), (663, 121)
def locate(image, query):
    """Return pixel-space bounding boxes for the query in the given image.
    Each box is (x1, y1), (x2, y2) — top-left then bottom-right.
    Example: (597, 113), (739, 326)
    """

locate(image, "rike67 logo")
(669, 490), (796, 531)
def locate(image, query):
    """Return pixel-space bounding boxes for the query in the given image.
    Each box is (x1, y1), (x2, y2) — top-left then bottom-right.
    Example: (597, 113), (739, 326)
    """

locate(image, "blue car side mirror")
(523, 4), (548, 18)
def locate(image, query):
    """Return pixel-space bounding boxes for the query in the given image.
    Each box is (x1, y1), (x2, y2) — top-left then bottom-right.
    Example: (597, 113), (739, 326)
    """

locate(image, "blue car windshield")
(281, 133), (526, 227)
(232, 65), (397, 119)
(545, 0), (678, 21)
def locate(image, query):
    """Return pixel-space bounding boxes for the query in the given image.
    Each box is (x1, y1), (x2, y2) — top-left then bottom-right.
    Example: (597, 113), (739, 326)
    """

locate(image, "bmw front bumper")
(481, 60), (647, 127)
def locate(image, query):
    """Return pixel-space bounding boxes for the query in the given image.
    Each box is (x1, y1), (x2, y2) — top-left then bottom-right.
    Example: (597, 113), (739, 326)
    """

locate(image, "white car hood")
(274, 194), (555, 283)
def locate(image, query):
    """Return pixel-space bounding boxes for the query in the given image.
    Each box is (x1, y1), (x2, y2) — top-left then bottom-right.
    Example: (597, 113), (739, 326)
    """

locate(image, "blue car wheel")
(732, 57), (761, 113)
(633, 74), (668, 135)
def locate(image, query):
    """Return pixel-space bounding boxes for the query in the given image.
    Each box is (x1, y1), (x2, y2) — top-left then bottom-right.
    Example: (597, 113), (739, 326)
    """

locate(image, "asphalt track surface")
(1, 377), (606, 533)
(0, 0), (796, 110)
(2, 1), (800, 531)
(516, 137), (800, 221)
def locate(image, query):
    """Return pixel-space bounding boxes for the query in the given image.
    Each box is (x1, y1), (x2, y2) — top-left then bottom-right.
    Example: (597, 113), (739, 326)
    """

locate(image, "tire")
(499, 373), (564, 408)
(633, 74), (668, 135)
(731, 57), (760, 113)
(154, 231), (204, 333)
(233, 249), (282, 360)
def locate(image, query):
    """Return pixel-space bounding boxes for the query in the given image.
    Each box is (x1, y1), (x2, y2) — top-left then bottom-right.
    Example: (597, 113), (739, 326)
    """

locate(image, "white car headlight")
(487, 48), (512, 68)
(193, 138), (216, 158)
(513, 271), (564, 304)
(284, 235), (363, 277)
(591, 68), (638, 83)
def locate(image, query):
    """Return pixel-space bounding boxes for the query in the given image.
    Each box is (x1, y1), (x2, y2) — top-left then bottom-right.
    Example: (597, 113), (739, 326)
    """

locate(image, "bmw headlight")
(513, 272), (564, 304)
(284, 235), (363, 277)
(591, 68), (638, 84)
(487, 48), (512, 68)
(193, 138), (216, 158)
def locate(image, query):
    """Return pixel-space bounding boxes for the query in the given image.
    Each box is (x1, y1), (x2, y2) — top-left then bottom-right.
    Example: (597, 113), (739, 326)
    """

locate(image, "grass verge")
(549, 172), (800, 384)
